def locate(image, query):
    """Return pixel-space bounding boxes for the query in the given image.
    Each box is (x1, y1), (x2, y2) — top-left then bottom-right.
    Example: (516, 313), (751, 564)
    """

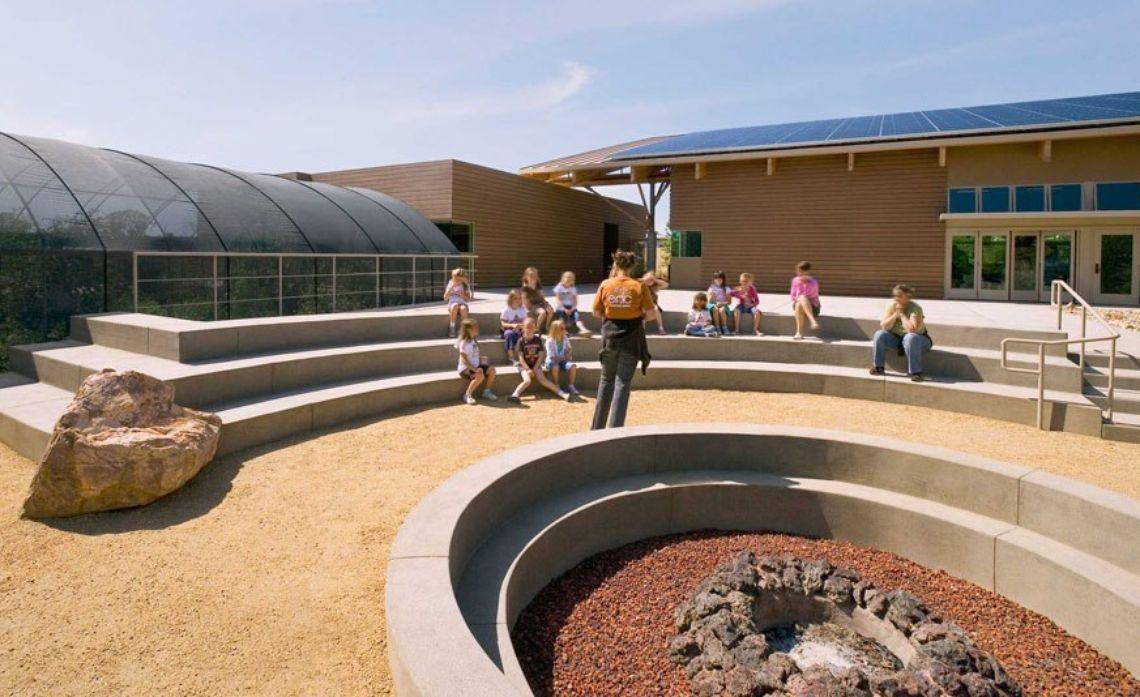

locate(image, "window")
(947, 188), (977, 213)
(671, 230), (702, 258)
(1049, 184), (1082, 212)
(980, 187), (1011, 213)
(1096, 182), (1140, 211)
(1014, 185), (1045, 212)
(434, 221), (473, 253)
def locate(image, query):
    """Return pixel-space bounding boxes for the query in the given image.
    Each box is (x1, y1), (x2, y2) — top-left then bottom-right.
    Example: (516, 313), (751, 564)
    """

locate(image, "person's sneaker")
(482, 390), (498, 401)
(869, 367), (885, 376)
(576, 322), (591, 335)
(909, 373), (925, 382)
(558, 390), (570, 401)
(463, 394), (477, 405)
(568, 385), (580, 395)
(506, 394), (521, 403)
(793, 333), (804, 340)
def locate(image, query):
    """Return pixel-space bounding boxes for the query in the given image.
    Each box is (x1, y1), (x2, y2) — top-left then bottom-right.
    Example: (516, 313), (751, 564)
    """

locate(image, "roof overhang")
(940, 210), (1140, 229)
(521, 122), (1140, 187)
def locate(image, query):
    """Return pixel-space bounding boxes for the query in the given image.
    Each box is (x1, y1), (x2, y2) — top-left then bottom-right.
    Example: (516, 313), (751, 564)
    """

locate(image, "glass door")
(947, 232), (978, 299)
(1010, 233), (1039, 301)
(1041, 231), (1074, 300)
(978, 233), (1009, 300)
(1093, 231), (1138, 305)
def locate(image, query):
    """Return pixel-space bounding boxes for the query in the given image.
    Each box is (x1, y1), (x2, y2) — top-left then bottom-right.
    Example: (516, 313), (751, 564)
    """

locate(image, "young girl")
(508, 317), (564, 403)
(685, 292), (719, 337)
(542, 320), (578, 399)
(455, 319), (497, 405)
(706, 271), (733, 335)
(789, 261), (822, 340)
(500, 289), (527, 364)
(443, 268), (472, 338)
(641, 271), (669, 335)
(731, 272), (763, 335)
(520, 267), (553, 334)
(553, 271), (590, 336)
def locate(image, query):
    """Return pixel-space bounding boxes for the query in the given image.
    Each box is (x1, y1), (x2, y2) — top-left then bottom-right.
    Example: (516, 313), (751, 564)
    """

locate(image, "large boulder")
(22, 369), (222, 519)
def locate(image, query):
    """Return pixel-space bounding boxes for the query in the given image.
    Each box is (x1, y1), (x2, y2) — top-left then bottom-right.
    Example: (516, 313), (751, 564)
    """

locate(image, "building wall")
(314, 160), (643, 287)
(669, 150), (947, 297)
(450, 161), (641, 285)
(946, 135), (1140, 186)
(313, 160), (454, 219)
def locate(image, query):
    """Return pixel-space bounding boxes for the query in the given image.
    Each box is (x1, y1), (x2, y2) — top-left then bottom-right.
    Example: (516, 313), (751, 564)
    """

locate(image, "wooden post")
(1038, 140), (1052, 162)
(938, 147), (947, 167)
(766, 158), (776, 176)
(847, 153), (855, 172)
(694, 162), (707, 180)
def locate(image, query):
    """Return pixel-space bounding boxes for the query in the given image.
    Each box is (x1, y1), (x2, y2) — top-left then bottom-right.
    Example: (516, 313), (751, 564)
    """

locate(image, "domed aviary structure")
(0, 132), (462, 366)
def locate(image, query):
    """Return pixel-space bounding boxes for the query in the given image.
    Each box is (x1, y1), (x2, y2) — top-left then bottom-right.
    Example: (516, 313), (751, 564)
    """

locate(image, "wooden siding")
(450, 161), (641, 285)
(312, 160), (454, 219)
(669, 151), (947, 297)
(947, 135), (1140, 186)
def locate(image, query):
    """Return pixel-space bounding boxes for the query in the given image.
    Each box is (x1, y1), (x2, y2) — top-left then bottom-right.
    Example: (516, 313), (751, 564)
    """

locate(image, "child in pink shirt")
(730, 272), (762, 335)
(790, 261), (821, 340)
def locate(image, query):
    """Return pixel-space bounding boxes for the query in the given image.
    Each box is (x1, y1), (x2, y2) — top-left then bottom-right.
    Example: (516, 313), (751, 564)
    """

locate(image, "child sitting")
(443, 267), (472, 338)
(455, 319), (497, 405)
(685, 292), (720, 337)
(520, 267), (553, 334)
(706, 270), (733, 335)
(790, 261), (822, 340)
(553, 271), (590, 336)
(543, 320), (578, 399)
(641, 271), (669, 335)
(508, 317), (564, 403)
(500, 289), (527, 364)
(730, 272), (763, 335)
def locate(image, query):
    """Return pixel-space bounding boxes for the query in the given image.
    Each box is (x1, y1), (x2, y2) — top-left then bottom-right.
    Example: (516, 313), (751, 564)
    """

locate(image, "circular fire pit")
(670, 551), (1020, 696)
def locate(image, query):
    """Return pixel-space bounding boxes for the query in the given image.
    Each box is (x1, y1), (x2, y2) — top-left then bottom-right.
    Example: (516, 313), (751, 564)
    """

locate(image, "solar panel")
(612, 91), (1140, 160)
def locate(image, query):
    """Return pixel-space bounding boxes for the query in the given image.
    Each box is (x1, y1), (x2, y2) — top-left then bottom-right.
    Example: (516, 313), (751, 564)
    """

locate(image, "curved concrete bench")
(387, 425), (1140, 695)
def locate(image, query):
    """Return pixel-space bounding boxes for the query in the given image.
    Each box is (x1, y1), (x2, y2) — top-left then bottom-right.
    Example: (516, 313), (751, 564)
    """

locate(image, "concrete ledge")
(387, 426), (1140, 695)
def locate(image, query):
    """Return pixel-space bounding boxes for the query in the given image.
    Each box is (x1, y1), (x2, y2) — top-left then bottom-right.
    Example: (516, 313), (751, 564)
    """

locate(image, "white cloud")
(389, 61), (593, 123)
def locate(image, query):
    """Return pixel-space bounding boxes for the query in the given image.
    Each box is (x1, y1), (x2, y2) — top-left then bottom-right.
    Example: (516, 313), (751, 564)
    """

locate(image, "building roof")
(521, 90), (1140, 179)
(0, 133), (457, 255)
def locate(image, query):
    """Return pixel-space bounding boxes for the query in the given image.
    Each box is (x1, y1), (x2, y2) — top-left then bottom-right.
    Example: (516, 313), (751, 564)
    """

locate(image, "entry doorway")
(947, 230), (1074, 302)
(602, 223), (619, 276)
(1092, 230), (1139, 305)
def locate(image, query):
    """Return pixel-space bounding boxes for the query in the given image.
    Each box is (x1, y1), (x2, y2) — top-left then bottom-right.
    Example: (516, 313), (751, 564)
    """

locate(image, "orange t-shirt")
(593, 276), (655, 320)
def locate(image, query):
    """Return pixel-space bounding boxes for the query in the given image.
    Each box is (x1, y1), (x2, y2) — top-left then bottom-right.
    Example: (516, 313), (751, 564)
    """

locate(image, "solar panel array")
(613, 91), (1140, 160)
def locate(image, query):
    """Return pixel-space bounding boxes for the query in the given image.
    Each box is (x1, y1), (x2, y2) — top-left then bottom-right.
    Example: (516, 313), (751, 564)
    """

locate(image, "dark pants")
(591, 348), (639, 429)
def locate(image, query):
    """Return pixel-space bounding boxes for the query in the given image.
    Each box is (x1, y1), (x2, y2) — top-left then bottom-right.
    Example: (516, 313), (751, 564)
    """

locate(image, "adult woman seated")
(869, 283), (931, 382)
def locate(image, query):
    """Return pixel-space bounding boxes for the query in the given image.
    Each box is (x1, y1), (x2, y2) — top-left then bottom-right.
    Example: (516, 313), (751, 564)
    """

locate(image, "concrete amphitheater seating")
(0, 306), (1135, 461)
(386, 425), (1140, 695)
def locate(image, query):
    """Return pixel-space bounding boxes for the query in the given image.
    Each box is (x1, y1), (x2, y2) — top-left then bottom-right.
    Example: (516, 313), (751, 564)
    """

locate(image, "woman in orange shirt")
(591, 250), (655, 429)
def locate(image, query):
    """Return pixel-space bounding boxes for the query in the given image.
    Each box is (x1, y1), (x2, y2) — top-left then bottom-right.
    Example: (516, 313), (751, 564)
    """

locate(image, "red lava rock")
(510, 531), (1140, 697)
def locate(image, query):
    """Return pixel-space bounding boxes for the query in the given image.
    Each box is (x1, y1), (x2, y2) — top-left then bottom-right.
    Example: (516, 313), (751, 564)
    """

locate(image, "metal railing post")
(132, 252), (139, 313)
(1108, 337), (1117, 421)
(411, 256), (417, 304)
(1036, 344), (1046, 430)
(375, 256), (381, 309)
(1055, 281), (1063, 330)
(278, 255), (284, 316)
(213, 255), (219, 321)
(332, 256), (338, 312)
(1079, 306), (1087, 373)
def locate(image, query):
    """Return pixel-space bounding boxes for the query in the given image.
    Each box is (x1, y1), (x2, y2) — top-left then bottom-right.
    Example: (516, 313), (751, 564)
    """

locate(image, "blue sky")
(2, 0), (1138, 214)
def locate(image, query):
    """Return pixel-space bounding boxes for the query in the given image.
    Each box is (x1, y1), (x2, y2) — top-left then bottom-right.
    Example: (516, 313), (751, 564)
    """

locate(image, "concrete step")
(0, 378), (73, 460)
(1081, 348), (1140, 371)
(1083, 365), (1140, 392)
(1104, 413), (1140, 444)
(70, 309), (1073, 363)
(1084, 386), (1140, 416)
(9, 332), (1084, 413)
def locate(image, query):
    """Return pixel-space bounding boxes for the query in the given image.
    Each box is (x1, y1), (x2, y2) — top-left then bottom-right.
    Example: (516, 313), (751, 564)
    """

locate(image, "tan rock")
(22, 369), (222, 519)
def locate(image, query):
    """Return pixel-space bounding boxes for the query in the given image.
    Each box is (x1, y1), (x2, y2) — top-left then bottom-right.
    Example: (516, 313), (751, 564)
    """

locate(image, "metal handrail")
(1000, 279), (1119, 430)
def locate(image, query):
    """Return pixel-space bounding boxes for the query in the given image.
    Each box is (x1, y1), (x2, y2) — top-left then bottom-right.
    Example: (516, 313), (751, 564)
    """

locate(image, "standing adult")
(591, 251), (655, 429)
(869, 283), (932, 382)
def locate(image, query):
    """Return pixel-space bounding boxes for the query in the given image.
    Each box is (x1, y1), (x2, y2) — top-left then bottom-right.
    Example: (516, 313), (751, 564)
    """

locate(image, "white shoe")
(793, 333), (804, 340)
(482, 390), (498, 402)
(558, 391), (570, 401)
(568, 385), (580, 395)
(463, 394), (476, 405)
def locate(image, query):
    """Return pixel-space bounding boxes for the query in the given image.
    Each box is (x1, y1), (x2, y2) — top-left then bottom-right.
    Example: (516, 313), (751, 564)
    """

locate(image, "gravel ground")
(512, 531), (1140, 697)
(0, 389), (1137, 695)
